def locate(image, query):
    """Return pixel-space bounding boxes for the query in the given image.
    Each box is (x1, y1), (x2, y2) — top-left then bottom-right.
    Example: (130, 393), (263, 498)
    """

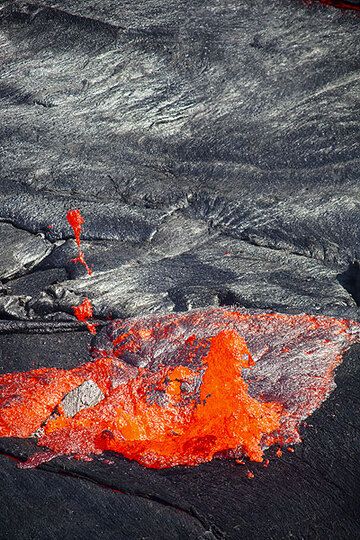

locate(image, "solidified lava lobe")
(0, 308), (358, 469)
(66, 209), (92, 275)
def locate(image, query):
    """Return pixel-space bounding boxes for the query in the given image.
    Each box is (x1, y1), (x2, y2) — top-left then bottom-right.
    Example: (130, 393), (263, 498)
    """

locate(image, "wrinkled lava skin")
(0, 308), (358, 469)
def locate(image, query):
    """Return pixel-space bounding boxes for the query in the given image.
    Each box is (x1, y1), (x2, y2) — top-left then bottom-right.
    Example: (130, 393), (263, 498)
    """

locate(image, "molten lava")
(66, 209), (92, 276)
(66, 209), (96, 334)
(72, 298), (97, 335)
(0, 308), (358, 469)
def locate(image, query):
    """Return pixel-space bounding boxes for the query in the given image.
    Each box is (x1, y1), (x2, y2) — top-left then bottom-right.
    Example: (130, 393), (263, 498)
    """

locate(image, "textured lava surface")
(0, 0), (360, 538)
(0, 309), (358, 471)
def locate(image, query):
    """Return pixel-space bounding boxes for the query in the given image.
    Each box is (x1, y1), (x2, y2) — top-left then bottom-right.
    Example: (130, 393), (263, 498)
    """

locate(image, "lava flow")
(66, 208), (92, 276)
(0, 211), (358, 470)
(0, 304), (358, 469)
(66, 209), (96, 334)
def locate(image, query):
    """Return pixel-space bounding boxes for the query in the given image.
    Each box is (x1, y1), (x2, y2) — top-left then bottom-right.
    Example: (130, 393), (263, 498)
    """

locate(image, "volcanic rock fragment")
(60, 380), (105, 418)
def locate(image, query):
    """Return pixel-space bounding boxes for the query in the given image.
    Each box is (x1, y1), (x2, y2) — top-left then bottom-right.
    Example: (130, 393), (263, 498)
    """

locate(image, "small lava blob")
(66, 209), (92, 275)
(72, 298), (97, 335)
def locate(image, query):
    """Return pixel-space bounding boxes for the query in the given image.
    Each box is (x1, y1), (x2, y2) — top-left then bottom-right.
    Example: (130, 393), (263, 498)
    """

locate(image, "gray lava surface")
(0, 1), (359, 538)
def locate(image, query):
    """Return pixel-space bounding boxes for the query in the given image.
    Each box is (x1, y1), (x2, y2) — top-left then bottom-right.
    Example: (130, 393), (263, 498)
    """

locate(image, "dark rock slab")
(0, 327), (92, 374)
(0, 452), (211, 540)
(0, 223), (52, 281)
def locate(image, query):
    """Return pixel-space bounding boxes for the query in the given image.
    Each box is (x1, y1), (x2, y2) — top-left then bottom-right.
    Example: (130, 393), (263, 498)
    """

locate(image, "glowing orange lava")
(1, 208), (358, 471)
(66, 209), (92, 275)
(317, 0), (360, 10)
(72, 298), (97, 335)
(0, 306), (358, 469)
(0, 328), (283, 468)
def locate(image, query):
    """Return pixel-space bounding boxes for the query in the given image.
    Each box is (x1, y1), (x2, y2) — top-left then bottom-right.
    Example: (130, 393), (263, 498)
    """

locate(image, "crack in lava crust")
(0, 308), (358, 469)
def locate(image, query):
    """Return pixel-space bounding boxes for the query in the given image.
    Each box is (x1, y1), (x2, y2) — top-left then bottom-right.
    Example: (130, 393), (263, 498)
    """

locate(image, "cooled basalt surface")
(0, 0), (359, 538)
(0, 0), (359, 323)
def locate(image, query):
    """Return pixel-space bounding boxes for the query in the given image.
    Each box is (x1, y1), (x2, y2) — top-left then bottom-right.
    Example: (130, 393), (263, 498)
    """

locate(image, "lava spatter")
(66, 209), (92, 276)
(72, 297), (97, 335)
(67, 209), (96, 334)
(0, 308), (358, 469)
